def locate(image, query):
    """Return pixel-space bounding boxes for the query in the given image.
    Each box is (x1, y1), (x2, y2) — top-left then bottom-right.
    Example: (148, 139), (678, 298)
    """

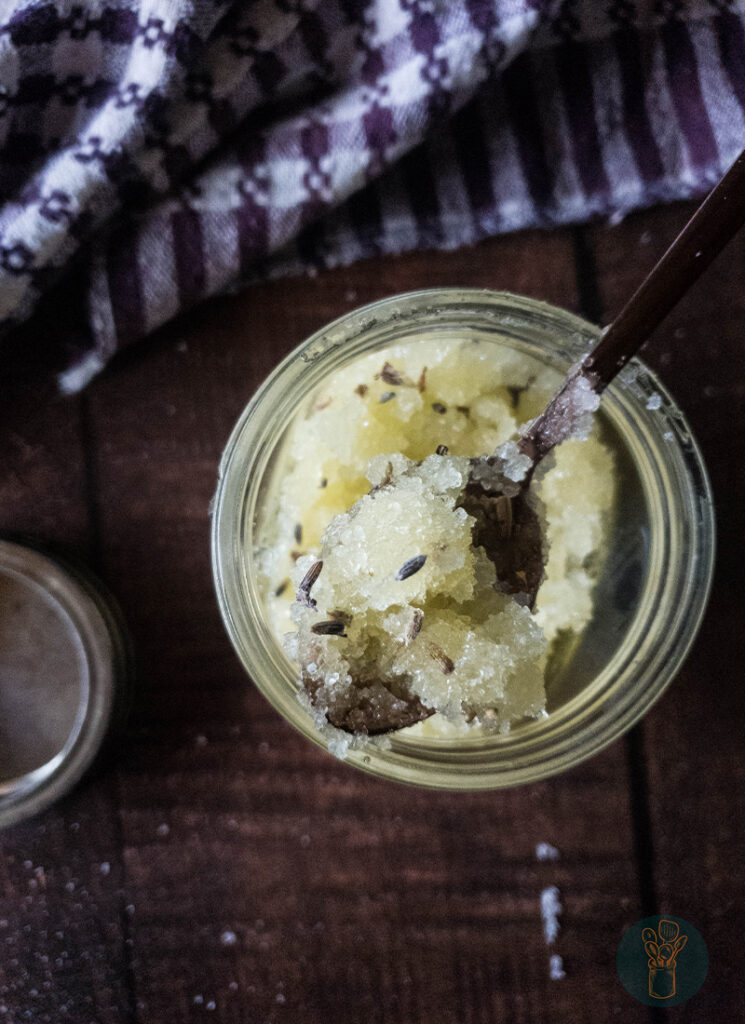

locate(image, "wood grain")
(589, 202), (745, 1020)
(0, 318), (133, 1022)
(2, 218), (727, 1022)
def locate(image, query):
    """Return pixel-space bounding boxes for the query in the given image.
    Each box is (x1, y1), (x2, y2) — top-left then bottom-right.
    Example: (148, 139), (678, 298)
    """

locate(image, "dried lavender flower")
(428, 644), (455, 674)
(378, 362), (404, 385)
(406, 609), (423, 643)
(395, 554), (427, 580)
(311, 620), (348, 636)
(297, 560), (323, 609)
(376, 361), (418, 388)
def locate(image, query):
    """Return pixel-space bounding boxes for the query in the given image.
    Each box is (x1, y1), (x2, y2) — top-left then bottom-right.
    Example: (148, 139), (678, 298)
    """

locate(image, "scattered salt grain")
(99, 862), (110, 875)
(156, 823), (170, 837)
(206, 1001), (216, 1011)
(540, 886), (562, 944)
(549, 954), (566, 980)
(193, 996), (203, 1005)
(276, 993), (286, 1004)
(220, 930), (237, 946)
(646, 392), (661, 411)
(195, 735), (208, 747)
(535, 842), (560, 862)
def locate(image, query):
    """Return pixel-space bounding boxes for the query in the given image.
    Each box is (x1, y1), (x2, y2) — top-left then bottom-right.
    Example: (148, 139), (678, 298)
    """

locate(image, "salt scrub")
(256, 338), (615, 747)
(287, 453), (547, 732)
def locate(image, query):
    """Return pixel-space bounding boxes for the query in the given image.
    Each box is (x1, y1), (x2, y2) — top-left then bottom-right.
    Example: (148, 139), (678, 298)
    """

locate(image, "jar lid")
(0, 539), (131, 828)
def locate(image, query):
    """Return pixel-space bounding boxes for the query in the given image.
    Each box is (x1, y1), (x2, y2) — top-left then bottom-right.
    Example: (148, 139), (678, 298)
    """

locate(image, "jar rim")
(212, 289), (715, 790)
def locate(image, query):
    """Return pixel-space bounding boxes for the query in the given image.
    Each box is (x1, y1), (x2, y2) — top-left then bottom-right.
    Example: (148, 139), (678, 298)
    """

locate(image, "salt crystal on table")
(540, 886), (562, 944)
(646, 392), (662, 410)
(549, 954), (566, 980)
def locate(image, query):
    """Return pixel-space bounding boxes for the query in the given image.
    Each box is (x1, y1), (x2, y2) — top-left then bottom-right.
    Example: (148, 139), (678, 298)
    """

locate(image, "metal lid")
(0, 539), (131, 828)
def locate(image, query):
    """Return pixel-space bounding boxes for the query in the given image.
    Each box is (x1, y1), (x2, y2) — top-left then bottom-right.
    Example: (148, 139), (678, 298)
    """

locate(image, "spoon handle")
(586, 148), (745, 388)
(520, 148), (745, 464)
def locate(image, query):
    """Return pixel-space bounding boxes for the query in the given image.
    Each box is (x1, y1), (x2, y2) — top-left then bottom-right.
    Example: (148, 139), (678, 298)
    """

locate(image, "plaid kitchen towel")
(1, 0), (744, 391)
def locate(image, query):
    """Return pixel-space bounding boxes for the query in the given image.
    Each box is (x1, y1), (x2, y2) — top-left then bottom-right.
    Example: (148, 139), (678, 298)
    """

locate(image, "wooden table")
(1, 202), (742, 1022)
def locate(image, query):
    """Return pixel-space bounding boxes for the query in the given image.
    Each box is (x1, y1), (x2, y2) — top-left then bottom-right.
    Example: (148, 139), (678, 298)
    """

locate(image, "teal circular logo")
(617, 915), (708, 1007)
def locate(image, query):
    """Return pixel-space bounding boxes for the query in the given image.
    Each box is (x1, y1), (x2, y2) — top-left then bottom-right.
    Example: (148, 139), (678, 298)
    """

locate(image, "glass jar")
(211, 290), (714, 789)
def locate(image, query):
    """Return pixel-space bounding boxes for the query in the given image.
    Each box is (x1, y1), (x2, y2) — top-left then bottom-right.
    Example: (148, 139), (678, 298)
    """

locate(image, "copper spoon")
(321, 148), (745, 734)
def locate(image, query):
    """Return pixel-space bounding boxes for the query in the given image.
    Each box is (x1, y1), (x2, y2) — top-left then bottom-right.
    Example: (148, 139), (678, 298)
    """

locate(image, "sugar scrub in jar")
(211, 290), (714, 789)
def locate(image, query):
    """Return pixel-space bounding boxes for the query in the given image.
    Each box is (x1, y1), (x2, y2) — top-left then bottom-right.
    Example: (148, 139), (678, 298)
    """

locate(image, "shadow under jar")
(211, 290), (715, 790)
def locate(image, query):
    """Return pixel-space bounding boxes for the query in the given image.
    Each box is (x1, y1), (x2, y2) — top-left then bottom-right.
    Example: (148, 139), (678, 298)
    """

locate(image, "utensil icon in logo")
(643, 920), (687, 998)
(658, 919), (679, 943)
(617, 915), (707, 1007)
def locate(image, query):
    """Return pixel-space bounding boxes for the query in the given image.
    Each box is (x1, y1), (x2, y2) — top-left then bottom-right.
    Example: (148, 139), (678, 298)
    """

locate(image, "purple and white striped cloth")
(1, 0), (744, 390)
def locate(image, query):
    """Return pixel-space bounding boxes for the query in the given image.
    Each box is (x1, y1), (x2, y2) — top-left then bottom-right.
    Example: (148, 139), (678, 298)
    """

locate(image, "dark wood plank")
(79, 229), (647, 1023)
(0, 340), (132, 1021)
(589, 202), (745, 1019)
(0, 343), (88, 551)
